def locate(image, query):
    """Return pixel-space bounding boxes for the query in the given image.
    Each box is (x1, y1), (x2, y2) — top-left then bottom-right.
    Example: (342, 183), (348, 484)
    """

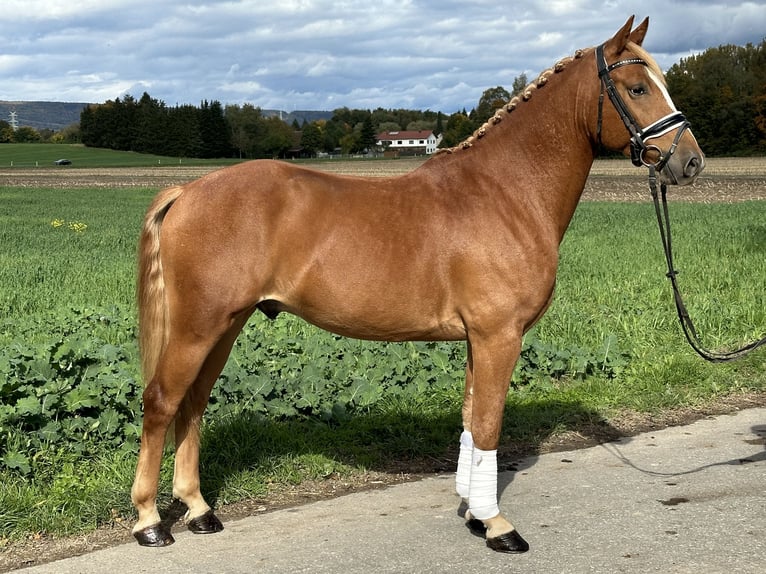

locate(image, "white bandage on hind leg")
(455, 431), (473, 499)
(468, 447), (500, 520)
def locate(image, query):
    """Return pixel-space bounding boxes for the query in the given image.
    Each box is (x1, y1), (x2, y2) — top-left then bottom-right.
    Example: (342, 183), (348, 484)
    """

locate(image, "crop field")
(1, 155), (765, 568)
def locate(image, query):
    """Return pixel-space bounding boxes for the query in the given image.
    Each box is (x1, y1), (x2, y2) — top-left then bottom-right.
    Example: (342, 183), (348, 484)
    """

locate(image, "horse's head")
(594, 16), (704, 185)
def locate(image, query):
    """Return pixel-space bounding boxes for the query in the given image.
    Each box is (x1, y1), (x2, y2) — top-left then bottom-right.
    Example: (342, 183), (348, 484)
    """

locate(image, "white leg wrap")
(468, 447), (499, 520)
(455, 431), (473, 498)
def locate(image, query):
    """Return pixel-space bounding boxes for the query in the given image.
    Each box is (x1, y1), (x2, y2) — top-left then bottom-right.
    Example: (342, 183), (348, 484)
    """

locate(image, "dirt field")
(1, 156), (766, 201)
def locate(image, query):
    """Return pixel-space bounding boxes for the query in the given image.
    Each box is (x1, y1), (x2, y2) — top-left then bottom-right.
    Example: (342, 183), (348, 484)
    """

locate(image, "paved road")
(20, 408), (766, 573)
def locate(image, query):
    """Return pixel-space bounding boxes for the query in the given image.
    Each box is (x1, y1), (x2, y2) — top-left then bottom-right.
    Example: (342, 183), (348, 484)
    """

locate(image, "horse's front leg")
(459, 330), (529, 553)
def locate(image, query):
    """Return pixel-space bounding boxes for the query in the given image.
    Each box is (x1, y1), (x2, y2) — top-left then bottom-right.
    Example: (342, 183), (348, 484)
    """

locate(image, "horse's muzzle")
(662, 148), (705, 186)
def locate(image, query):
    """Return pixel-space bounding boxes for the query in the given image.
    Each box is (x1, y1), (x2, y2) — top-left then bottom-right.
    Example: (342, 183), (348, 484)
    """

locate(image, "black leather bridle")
(596, 43), (766, 362)
(596, 44), (690, 173)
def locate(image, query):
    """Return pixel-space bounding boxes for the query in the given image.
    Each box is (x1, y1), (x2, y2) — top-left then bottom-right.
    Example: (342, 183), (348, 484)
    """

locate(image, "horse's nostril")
(684, 155), (702, 178)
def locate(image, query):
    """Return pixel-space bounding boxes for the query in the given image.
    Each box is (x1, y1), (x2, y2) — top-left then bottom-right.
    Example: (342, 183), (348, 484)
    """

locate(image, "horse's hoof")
(187, 510), (224, 534)
(134, 524), (175, 547)
(486, 530), (530, 553)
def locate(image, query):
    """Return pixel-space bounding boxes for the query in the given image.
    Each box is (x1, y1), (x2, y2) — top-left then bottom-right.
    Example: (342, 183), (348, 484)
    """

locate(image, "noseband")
(596, 44), (690, 172)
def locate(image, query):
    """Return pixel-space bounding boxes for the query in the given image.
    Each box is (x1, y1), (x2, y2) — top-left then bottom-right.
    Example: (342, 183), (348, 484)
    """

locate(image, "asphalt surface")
(19, 407), (766, 573)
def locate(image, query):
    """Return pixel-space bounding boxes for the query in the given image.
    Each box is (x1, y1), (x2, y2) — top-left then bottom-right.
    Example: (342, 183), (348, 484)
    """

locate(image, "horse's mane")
(437, 41), (663, 155)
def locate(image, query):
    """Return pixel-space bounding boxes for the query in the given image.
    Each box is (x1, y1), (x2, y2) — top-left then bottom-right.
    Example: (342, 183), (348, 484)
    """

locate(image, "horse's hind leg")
(131, 304), (248, 546)
(131, 335), (216, 546)
(171, 315), (250, 535)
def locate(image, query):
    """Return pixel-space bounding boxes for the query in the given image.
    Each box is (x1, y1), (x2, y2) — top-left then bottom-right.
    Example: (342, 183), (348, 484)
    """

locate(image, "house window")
(419, 140), (425, 144)
(397, 140), (402, 145)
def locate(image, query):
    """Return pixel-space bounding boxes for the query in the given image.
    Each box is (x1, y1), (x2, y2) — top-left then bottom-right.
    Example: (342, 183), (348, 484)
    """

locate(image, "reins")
(597, 43), (766, 363)
(648, 168), (766, 362)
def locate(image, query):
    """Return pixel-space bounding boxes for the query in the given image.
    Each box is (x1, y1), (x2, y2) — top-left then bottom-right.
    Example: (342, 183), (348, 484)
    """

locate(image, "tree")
(377, 121), (401, 133)
(511, 73), (528, 97)
(226, 103), (262, 158)
(168, 104), (202, 157)
(322, 118), (347, 153)
(0, 120), (12, 143)
(440, 112), (474, 148)
(666, 41), (766, 155)
(359, 114), (377, 152)
(339, 132), (358, 155)
(51, 123), (80, 144)
(300, 121), (324, 157)
(261, 116), (294, 158)
(474, 86), (511, 124)
(12, 126), (41, 143)
(198, 100), (231, 158)
(134, 92), (167, 155)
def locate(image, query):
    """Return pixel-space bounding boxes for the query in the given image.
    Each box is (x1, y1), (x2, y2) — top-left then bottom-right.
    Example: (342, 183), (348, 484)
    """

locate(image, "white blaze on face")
(638, 68), (694, 143)
(647, 69), (678, 112)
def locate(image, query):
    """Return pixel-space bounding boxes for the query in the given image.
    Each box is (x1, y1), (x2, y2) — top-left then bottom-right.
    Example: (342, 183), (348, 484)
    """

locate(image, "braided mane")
(437, 49), (588, 155)
(437, 40), (666, 155)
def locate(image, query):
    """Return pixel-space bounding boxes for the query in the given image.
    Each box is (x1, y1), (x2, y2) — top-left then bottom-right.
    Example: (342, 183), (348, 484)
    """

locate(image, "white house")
(375, 130), (443, 156)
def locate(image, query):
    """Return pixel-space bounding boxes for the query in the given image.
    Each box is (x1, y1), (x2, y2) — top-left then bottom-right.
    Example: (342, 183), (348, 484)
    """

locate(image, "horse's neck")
(430, 63), (597, 241)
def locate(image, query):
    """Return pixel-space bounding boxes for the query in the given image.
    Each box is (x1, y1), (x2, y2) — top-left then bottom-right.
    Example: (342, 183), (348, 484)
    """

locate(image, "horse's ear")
(604, 16), (636, 55)
(629, 17), (649, 46)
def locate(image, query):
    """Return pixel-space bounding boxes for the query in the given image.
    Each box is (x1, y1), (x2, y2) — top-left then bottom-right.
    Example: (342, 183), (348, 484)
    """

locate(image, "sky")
(2, 0), (765, 114)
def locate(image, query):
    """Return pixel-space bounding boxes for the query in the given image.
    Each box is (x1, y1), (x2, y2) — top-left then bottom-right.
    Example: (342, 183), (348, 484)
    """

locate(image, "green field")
(1, 177), (765, 546)
(0, 143), (240, 168)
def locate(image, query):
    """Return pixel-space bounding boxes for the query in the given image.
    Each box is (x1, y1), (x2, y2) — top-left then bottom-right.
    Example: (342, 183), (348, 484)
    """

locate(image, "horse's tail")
(137, 185), (184, 386)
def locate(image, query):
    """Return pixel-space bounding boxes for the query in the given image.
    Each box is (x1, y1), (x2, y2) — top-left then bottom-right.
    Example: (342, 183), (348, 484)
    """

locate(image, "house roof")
(375, 130), (433, 141)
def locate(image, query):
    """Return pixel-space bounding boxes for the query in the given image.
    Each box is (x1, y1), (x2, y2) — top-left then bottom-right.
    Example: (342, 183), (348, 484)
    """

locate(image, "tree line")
(2, 41), (764, 157)
(665, 40), (766, 156)
(71, 85), (527, 159)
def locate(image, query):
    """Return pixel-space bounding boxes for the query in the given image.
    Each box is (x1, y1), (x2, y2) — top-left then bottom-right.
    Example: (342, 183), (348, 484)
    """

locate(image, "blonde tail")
(137, 185), (184, 387)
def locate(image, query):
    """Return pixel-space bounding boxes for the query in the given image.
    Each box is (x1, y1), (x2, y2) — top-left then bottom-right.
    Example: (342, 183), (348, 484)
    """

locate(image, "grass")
(0, 143), (241, 168)
(1, 182), (765, 543)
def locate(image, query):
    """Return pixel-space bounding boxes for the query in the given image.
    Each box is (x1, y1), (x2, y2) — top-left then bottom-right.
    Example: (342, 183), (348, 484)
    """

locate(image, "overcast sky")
(2, 1), (765, 113)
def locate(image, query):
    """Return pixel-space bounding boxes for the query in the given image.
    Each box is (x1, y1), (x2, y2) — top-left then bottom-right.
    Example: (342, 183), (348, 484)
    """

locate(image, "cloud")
(1, 0), (764, 113)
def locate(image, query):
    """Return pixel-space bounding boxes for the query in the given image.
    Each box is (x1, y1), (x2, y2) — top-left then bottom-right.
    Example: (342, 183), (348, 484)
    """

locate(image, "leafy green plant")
(513, 332), (628, 387)
(0, 304), (626, 474)
(0, 308), (142, 475)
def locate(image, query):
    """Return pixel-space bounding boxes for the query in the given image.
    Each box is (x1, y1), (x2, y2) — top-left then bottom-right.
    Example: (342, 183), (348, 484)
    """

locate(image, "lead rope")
(648, 166), (766, 362)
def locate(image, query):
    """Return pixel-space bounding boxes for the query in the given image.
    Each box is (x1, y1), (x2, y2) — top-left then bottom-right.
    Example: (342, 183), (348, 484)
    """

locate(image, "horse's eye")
(628, 85), (648, 97)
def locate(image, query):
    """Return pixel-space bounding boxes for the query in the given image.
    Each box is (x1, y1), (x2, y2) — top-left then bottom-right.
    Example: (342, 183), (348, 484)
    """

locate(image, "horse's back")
(157, 160), (474, 340)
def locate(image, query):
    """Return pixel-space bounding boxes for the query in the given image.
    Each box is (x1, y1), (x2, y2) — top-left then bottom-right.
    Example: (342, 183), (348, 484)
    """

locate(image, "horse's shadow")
(185, 394), (625, 520)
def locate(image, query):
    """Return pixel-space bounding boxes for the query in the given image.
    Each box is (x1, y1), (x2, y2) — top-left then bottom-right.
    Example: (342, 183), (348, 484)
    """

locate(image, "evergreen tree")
(359, 114), (377, 151)
(198, 100), (231, 158)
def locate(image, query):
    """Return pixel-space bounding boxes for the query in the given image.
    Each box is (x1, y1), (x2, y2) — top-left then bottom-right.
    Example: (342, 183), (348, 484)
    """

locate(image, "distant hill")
(0, 101), (90, 131)
(0, 101), (333, 132)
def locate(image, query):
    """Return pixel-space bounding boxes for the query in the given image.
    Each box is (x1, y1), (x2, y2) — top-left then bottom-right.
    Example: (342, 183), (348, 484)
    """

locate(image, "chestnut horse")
(131, 16), (704, 552)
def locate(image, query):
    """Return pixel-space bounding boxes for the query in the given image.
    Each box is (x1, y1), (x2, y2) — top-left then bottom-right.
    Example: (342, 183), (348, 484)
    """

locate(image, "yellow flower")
(50, 219), (64, 228)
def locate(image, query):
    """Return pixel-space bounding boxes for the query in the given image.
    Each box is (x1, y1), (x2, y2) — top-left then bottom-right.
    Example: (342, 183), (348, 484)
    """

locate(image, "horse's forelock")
(627, 41), (666, 86)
